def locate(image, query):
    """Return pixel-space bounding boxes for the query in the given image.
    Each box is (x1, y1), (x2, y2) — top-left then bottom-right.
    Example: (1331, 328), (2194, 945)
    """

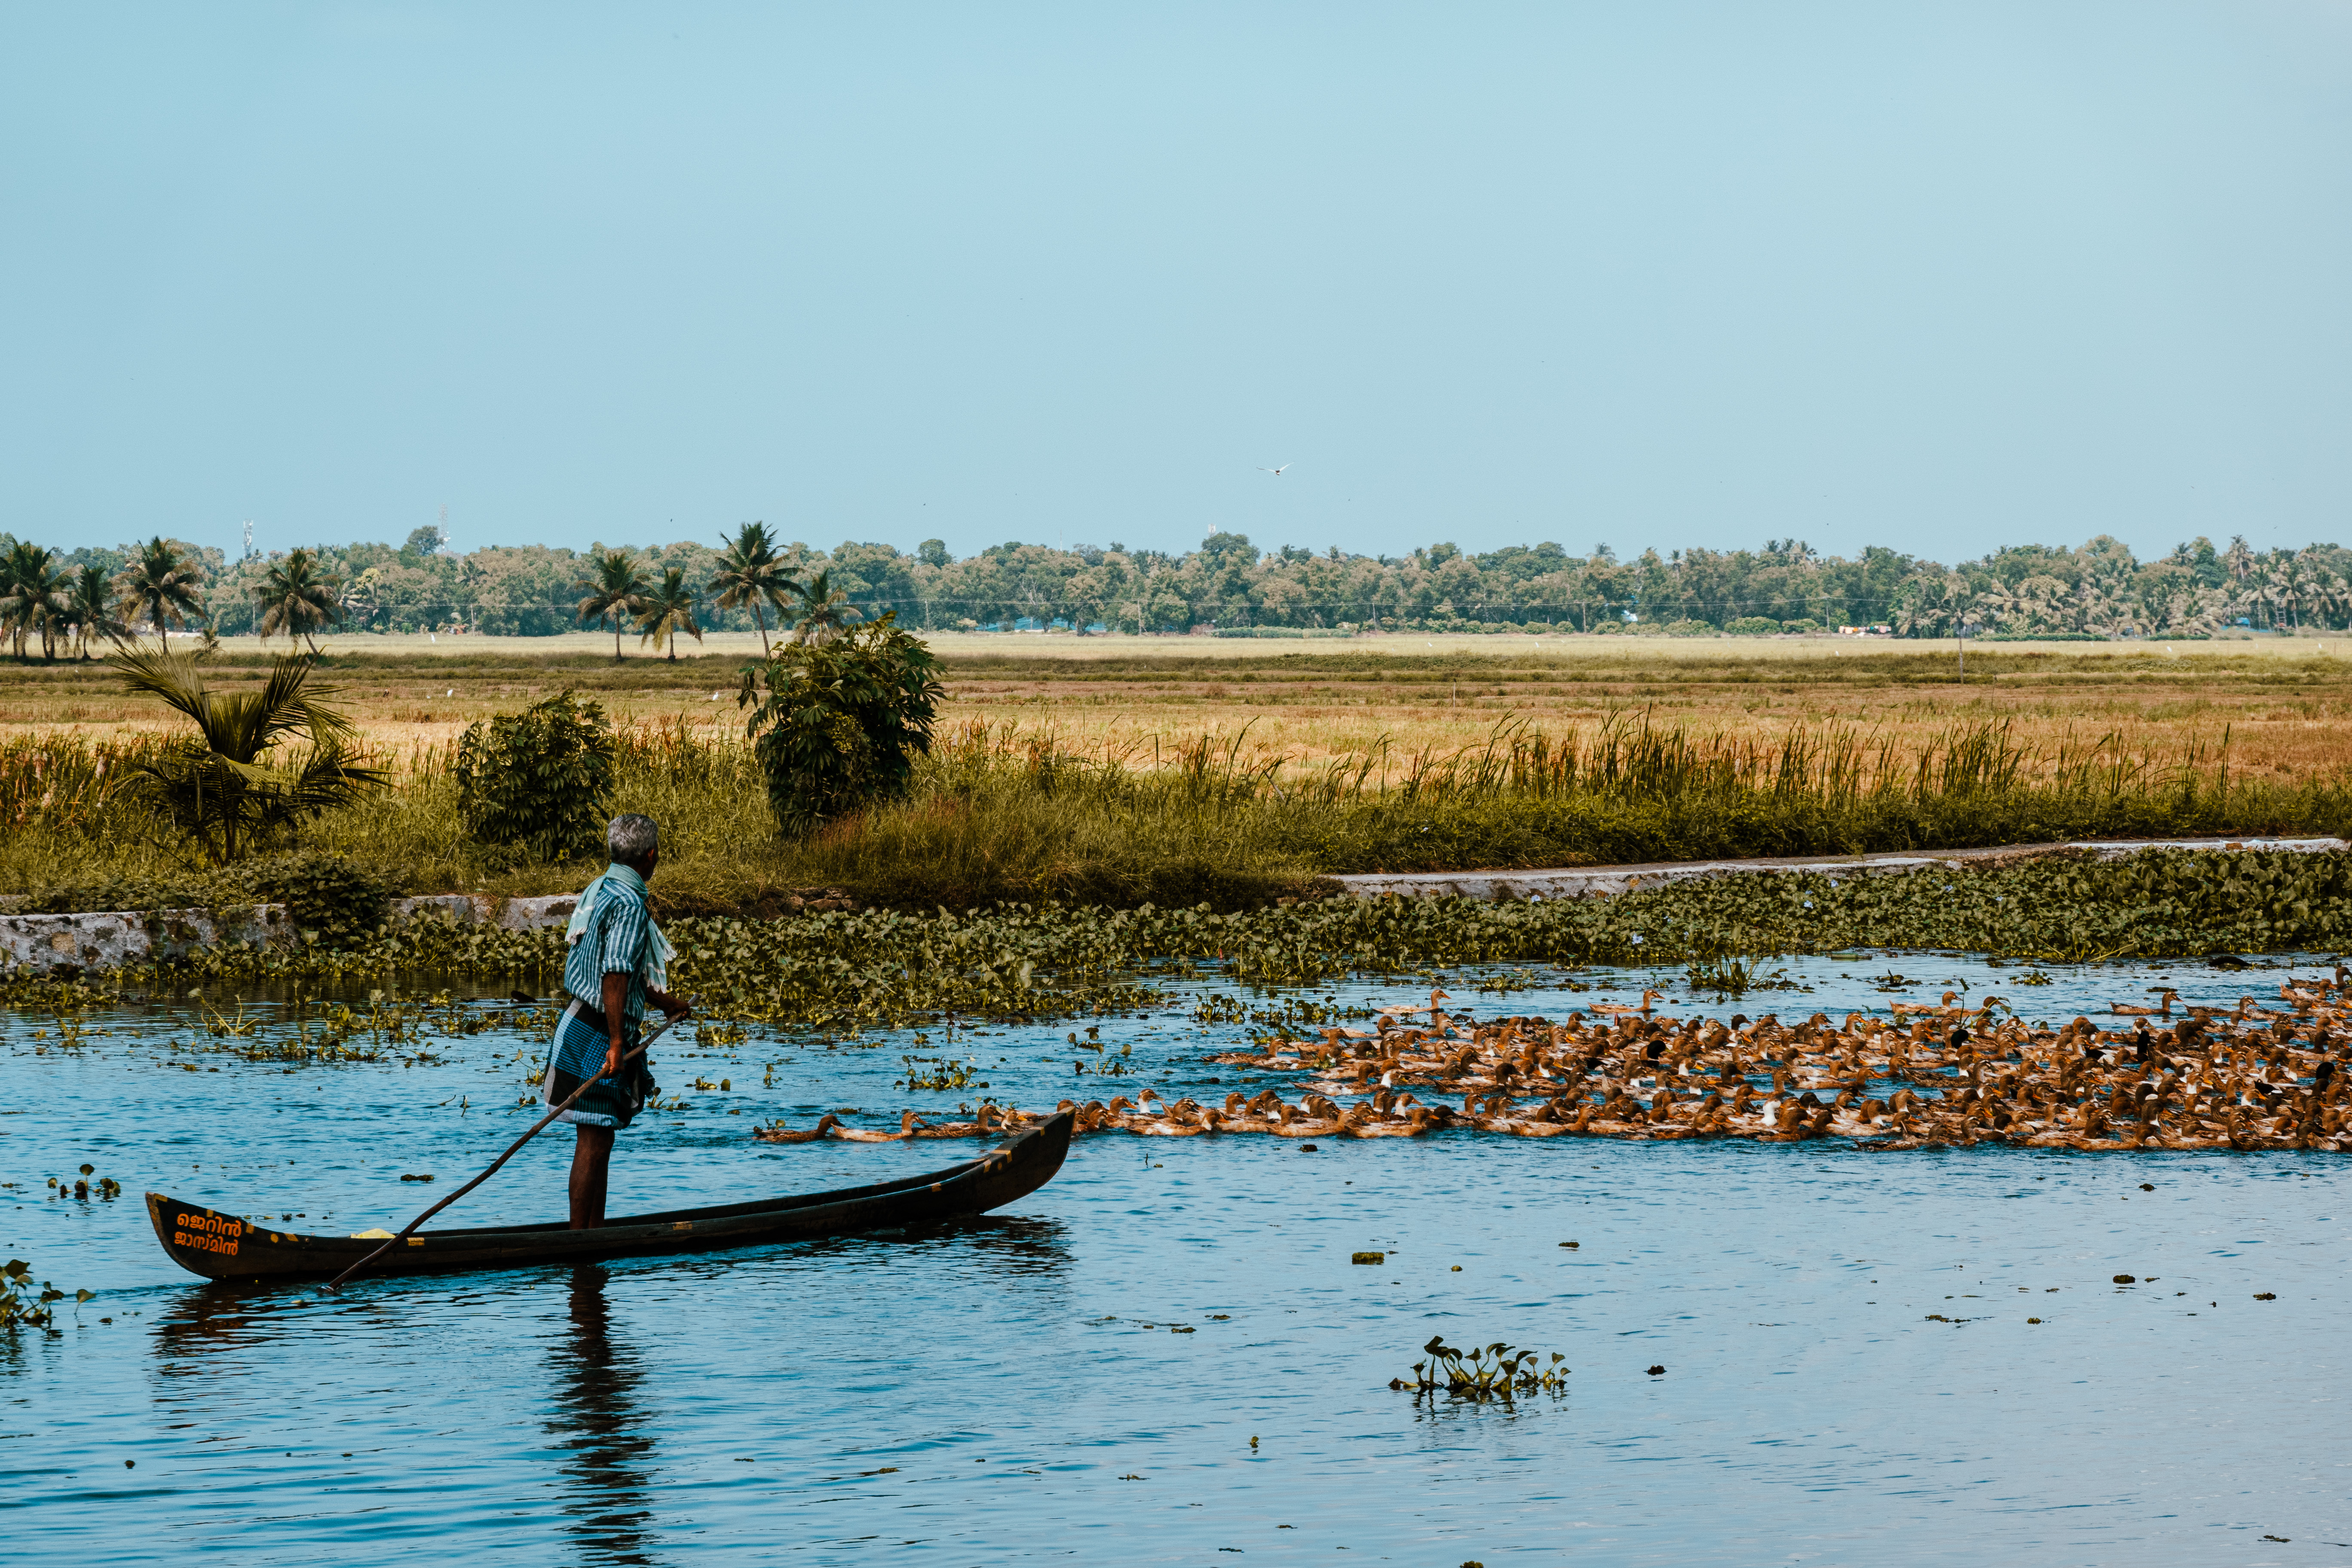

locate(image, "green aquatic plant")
(0, 1259), (87, 1333)
(13, 848), (2352, 1033)
(897, 1055), (987, 1091)
(1393, 1336), (1569, 1401)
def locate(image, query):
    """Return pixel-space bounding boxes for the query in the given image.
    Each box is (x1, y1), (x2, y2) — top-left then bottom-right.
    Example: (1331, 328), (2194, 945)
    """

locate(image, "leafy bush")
(236, 850), (399, 947)
(1782, 618), (1823, 633)
(23, 871), (213, 916)
(1663, 619), (1718, 637)
(455, 692), (617, 862)
(1724, 616), (1782, 636)
(736, 613), (946, 834)
(21, 848), (395, 946)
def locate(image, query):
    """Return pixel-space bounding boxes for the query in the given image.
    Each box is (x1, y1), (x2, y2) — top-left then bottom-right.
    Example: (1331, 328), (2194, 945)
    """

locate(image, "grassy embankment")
(3, 643), (2349, 916)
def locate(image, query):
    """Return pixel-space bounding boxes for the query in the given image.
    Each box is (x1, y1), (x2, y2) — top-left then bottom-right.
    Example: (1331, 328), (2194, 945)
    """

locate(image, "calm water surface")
(6, 956), (2347, 1565)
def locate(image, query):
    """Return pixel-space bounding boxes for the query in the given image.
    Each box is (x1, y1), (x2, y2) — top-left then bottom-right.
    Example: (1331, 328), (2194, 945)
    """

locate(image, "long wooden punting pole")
(325, 1015), (682, 1292)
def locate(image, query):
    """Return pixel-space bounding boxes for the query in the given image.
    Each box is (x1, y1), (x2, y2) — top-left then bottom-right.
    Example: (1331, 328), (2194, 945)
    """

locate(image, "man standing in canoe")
(548, 813), (692, 1229)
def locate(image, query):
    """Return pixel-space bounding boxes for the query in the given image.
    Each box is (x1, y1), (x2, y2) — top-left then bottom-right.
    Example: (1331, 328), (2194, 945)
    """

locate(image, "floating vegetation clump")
(13, 849), (2352, 1035)
(49, 1164), (121, 1200)
(1393, 1337), (1570, 1401)
(898, 1056), (988, 1091)
(0, 1259), (88, 1333)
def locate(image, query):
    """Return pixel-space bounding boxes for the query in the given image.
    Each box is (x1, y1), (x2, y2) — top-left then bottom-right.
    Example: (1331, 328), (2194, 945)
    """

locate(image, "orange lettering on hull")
(173, 1230), (240, 1256)
(172, 1212), (244, 1257)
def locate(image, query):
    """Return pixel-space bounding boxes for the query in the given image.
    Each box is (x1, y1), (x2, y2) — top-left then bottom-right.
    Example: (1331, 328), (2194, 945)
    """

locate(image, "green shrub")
(21, 848), (395, 946)
(23, 871), (214, 916)
(736, 614), (946, 834)
(1663, 619), (1718, 637)
(455, 693), (617, 862)
(1724, 616), (1781, 636)
(236, 850), (399, 946)
(1782, 618), (1823, 633)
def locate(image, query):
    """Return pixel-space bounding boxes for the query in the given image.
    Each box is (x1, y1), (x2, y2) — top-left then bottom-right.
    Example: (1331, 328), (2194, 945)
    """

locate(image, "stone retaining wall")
(0, 893), (582, 974)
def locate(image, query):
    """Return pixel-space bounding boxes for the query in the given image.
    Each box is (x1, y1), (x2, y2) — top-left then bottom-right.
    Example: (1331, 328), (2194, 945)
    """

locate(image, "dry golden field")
(3, 631), (2348, 783)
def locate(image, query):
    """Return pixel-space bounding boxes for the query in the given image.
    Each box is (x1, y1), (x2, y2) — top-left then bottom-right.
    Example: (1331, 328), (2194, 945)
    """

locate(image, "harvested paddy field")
(5, 639), (2352, 914)
(3, 636), (2350, 775)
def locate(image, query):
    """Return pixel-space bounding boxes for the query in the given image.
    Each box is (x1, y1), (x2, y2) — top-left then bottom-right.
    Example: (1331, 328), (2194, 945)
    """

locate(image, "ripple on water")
(6, 957), (2348, 1564)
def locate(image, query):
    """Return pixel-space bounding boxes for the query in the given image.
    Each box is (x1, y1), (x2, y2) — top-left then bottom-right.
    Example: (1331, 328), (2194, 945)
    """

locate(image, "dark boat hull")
(147, 1112), (1074, 1283)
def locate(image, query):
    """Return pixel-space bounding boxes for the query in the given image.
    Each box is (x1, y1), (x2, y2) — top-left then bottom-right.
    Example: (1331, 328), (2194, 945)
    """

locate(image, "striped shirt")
(562, 879), (654, 1037)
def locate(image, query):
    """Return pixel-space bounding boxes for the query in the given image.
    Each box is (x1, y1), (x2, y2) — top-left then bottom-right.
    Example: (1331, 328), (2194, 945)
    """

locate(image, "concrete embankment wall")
(0, 894), (580, 975)
(3, 837), (2344, 974)
(1330, 836), (2346, 901)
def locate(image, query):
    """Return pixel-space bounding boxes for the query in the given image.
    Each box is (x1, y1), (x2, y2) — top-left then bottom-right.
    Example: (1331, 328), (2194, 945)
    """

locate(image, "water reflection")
(888, 1213), (1076, 1276)
(153, 1281), (282, 1366)
(549, 1265), (659, 1568)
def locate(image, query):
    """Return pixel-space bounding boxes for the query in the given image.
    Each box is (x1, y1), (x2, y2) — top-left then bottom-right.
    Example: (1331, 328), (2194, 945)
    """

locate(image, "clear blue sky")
(6, 2), (2349, 566)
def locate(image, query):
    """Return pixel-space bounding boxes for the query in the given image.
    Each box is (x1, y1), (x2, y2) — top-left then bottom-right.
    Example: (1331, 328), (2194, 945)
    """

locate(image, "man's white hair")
(607, 814), (659, 862)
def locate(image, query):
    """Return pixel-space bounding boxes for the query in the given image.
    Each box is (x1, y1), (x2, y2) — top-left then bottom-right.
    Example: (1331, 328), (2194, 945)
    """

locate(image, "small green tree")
(113, 646), (388, 863)
(576, 549), (648, 662)
(112, 536), (208, 649)
(635, 566), (703, 660)
(736, 613), (944, 833)
(454, 692), (617, 862)
(66, 565), (126, 658)
(0, 542), (66, 661)
(789, 568), (861, 646)
(254, 547), (345, 652)
(711, 521), (799, 655)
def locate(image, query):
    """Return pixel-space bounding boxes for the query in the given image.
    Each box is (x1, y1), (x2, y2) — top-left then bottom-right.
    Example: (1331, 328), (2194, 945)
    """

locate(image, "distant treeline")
(4, 524), (2342, 643)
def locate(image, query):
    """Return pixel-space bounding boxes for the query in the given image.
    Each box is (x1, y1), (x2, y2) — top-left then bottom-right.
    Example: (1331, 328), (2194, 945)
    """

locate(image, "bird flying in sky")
(1256, 463), (1292, 476)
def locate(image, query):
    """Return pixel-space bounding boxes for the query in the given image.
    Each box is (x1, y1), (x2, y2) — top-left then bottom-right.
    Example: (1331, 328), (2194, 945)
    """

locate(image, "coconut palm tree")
(790, 568), (862, 647)
(710, 521), (799, 654)
(110, 644), (389, 863)
(576, 548), (649, 662)
(65, 565), (126, 658)
(112, 536), (208, 649)
(635, 566), (703, 660)
(254, 547), (345, 653)
(0, 541), (67, 660)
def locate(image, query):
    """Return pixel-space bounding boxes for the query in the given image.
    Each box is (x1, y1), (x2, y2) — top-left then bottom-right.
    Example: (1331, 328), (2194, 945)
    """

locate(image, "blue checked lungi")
(543, 1000), (656, 1130)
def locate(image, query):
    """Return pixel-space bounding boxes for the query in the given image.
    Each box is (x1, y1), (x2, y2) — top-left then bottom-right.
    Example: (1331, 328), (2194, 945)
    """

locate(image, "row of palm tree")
(576, 522), (861, 660)
(0, 536), (353, 660)
(3, 524), (867, 663)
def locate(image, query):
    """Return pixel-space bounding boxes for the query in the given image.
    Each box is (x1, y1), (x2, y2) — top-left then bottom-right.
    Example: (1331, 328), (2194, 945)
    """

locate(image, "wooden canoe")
(146, 1111), (1074, 1283)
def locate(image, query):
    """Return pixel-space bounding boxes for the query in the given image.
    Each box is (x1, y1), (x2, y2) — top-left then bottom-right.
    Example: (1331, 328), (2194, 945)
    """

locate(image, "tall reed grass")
(2, 711), (2342, 913)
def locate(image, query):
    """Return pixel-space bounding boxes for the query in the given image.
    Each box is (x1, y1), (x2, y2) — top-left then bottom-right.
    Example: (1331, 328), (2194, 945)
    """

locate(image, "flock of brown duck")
(756, 972), (2352, 1152)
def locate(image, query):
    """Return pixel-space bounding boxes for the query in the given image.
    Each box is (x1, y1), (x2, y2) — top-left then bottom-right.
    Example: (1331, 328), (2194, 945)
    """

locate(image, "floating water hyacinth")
(1393, 1336), (1568, 1400)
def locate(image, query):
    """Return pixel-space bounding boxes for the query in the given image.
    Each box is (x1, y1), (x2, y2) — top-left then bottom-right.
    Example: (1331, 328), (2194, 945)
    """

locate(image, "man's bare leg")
(570, 1124), (616, 1229)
